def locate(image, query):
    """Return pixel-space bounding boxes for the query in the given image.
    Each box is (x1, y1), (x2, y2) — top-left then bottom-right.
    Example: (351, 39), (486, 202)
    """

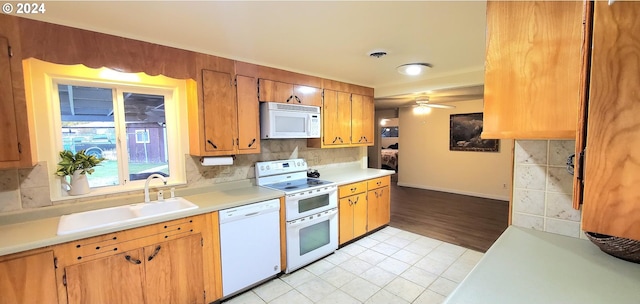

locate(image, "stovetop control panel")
(255, 158), (308, 178)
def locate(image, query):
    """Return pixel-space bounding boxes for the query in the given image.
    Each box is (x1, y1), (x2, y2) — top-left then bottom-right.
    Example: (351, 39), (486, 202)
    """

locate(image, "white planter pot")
(62, 170), (91, 196)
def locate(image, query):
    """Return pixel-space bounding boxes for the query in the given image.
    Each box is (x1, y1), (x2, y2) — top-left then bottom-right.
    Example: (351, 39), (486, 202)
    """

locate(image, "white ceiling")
(23, 1), (487, 108)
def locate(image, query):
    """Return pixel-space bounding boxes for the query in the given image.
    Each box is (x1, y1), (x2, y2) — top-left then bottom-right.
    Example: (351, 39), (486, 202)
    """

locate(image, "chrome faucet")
(144, 174), (167, 202)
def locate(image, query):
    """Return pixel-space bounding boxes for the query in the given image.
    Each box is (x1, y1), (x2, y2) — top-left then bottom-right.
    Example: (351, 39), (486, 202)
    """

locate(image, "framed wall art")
(449, 112), (499, 152)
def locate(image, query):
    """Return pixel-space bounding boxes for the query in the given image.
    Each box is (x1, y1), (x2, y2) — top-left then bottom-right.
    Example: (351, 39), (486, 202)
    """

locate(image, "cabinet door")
(293, 84), (322, 106)
(581, 2), (640, 241)
(322, 90), (352, 146)
(339, 196), (355, 245)
(236, 75), (260, 154)
(258, 79), (293, 103)
(361, 95), (374, 144)
(66, 249), (146, 304)
(352, 193), (368, 238)
(0, 251), (57, 304)
(367, 187), (390, 231)
(0, 35), (20, 163)
(144, 234), (205, 304)
(202, 69), (237, 154)
(483, 1), (587, 139)
(351, 94), (374, 145)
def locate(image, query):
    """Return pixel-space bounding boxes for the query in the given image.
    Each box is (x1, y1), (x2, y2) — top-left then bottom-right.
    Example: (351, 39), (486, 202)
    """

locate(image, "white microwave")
(260, 102), (321, 139)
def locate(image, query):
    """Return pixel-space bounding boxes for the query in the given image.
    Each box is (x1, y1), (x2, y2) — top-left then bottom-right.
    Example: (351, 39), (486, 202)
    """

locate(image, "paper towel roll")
(200, 156), (234, 166)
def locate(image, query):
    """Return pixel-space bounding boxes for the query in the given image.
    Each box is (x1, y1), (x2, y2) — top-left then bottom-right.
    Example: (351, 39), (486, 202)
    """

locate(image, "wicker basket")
(585, 232), (640, 263)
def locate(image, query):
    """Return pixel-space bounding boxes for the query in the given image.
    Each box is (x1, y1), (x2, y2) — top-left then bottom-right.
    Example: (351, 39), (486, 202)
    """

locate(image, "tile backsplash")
(512, 140), (582, 238)
(0, 139), (362, 214)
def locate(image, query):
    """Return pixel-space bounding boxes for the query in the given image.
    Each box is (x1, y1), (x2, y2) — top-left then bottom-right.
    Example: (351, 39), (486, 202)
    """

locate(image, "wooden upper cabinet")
(0, 250), (58, 304)
(236, 75), (260, 154)
(482, 1), (589, 139)
(0, 16), (36, 169)
(202, 69), (237, 154)
(258, 79), (322, 106)
(580, 1), (640, 241)
(351, 94), (374, 145)
(0, 36), (20, 163)
(322, 90), (351, 146)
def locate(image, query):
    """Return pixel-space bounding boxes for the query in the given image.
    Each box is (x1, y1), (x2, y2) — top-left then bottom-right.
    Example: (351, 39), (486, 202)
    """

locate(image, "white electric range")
(255, 159), (338, 273)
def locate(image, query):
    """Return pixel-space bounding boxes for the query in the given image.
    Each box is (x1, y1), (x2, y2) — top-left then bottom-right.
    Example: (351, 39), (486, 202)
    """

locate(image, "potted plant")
(55, 149), (105, 195)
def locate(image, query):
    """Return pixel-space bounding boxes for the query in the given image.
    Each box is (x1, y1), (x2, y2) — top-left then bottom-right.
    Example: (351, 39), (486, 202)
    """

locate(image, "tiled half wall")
(511, 140), (582, 238)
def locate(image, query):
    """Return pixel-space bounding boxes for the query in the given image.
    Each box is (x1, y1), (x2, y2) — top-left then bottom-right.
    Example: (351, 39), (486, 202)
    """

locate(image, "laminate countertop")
(444, 226), (640, 304)
(0, 167), (393, 257)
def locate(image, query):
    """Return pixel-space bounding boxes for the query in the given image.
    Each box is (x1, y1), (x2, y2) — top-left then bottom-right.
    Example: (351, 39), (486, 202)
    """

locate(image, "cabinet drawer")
(367, 176), (390, 190)
(339, 181), (367, 198)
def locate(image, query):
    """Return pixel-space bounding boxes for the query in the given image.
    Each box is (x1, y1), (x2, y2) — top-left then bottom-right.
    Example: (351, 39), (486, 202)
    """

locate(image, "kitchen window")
(23, 59), (189, 200)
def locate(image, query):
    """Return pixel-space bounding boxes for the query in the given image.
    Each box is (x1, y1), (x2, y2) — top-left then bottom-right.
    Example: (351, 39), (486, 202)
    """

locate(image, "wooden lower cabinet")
(0, 250), (57, 304)
(338, 176), (391, 245)
(339, 193), (368, 245)
(367, 186), (390, 231)
(65, 249), (146, 304)
(65, 234), (204, 304)
(54, 214), (218, 304)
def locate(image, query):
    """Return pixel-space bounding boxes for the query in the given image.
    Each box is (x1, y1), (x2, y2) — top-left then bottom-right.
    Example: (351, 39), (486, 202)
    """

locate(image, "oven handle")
(287, 208), (337, 228)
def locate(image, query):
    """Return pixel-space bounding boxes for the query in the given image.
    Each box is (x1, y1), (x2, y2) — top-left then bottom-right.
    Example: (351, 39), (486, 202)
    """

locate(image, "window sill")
(50, 181), (187, 204)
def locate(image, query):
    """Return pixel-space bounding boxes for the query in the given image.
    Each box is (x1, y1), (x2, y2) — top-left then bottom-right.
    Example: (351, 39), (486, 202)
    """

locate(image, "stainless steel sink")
(57, 197), (198, 235)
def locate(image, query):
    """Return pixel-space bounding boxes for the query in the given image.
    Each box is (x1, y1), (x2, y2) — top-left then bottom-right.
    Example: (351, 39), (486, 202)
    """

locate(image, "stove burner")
(284, 186), (299, 189)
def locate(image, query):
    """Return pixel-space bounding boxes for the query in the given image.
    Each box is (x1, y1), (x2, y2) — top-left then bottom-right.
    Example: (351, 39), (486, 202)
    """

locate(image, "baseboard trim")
(396, 182), (510, 201)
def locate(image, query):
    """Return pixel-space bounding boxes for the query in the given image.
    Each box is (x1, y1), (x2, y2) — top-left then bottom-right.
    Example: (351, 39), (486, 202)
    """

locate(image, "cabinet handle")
(354, 196), (359, 204)
(350, 187), (357, 193)
(294, 96), (301, 103)
(207, 140), (217, 149)
(363, 136), (368, 143)
(348, 198), (353, 206)
(286, 95), (293, 103)
(332, 137), (339, 144)
(125, 255), (141, 265)
(377, 181), (381, 185)
(248, 138), (256, 148)
(148, 245), (162, 261)
(339, 137), (343, 143)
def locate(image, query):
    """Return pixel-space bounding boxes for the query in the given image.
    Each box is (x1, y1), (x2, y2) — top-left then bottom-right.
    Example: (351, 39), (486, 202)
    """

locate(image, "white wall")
(398, 99), (513, 201)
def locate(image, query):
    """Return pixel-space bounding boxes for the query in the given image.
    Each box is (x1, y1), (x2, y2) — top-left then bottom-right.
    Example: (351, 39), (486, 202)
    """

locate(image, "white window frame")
(135, 129), (150, 144)
(23, 59), (189, 201)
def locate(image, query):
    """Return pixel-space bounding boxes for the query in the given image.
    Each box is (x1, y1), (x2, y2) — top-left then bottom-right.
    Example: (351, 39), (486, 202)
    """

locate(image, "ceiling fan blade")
(425, 103), (456, 109)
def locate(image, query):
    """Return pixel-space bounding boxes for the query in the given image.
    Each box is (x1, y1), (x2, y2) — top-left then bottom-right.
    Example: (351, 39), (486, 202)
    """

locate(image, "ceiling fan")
(374, 85), (484, 110)
(411, 96), (456, 109)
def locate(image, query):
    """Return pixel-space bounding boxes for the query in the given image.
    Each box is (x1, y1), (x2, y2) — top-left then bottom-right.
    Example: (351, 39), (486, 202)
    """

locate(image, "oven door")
(285, 186), (337, 221)
(286, 208), (338, 273)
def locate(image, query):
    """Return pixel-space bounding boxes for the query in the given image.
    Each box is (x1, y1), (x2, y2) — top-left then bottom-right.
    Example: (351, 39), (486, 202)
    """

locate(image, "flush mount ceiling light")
(397, 63), (433, 76)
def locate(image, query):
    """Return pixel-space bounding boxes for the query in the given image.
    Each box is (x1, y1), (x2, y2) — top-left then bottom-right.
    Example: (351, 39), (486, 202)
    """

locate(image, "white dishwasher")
(219, 199), (281, 297)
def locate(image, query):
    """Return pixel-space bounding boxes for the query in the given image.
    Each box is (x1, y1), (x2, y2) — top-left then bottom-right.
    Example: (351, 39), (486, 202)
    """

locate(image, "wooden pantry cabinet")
(188, 65), (261, 156)
(258, 79), (322, 106)
(578, 1), (640, 241)
(0, 15), (36, 169)
(338, 176), (391, 245)
(0, 249), (58, 304)
(53, 214), (220, 304)
(482, 0), (590, 139)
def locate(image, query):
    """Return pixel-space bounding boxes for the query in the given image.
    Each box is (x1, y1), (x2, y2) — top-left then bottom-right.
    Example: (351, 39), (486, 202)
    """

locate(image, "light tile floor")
(222, 226), (483, 304)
